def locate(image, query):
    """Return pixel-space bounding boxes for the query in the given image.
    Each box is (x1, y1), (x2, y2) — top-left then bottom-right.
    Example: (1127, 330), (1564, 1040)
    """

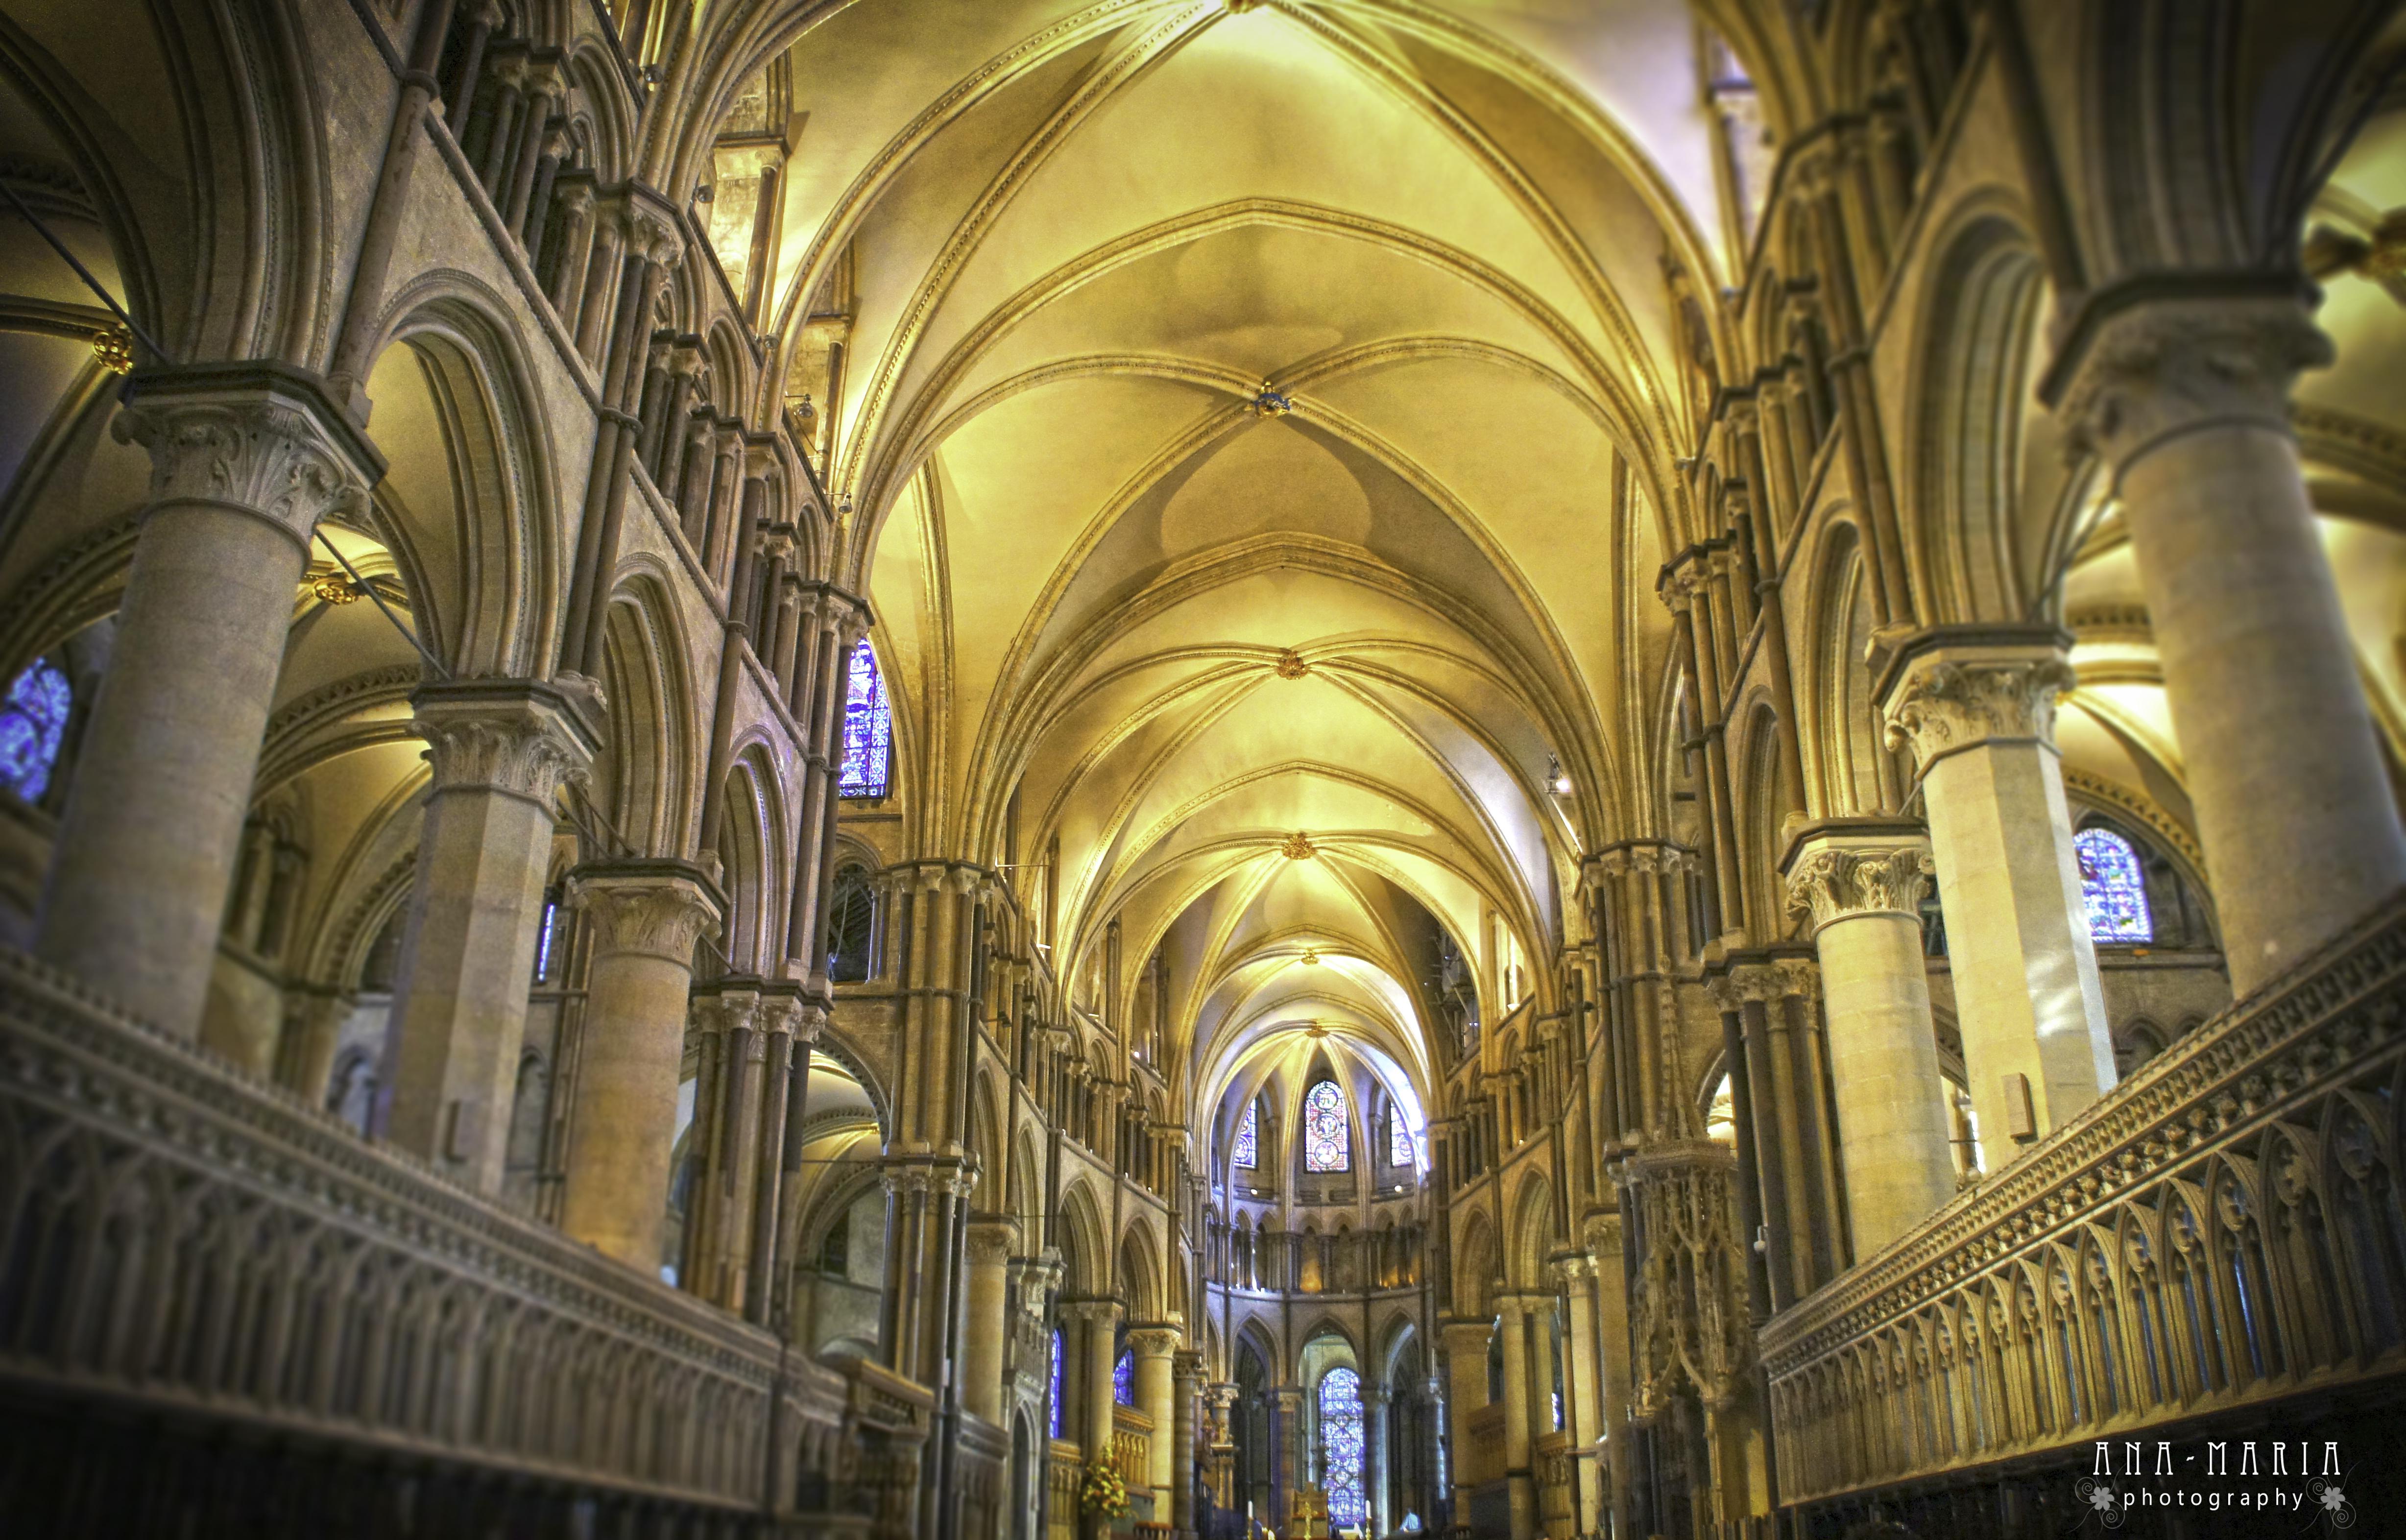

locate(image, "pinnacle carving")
(2057, 297), (2331, 474)
(112, 398), (369, 550)
(1882, 653), (2076, 773)
(1784, 842), (1934, 931)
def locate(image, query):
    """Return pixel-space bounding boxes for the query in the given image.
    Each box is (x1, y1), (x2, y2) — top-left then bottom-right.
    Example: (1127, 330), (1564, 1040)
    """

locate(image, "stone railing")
(1047, 1437), (1083, 1540)
(1112, 1401), (1155, 1519)
(0, 947), (912, 1529)
(955, 1411), (1011, 1539)
(1760, 895), (2406, 1502)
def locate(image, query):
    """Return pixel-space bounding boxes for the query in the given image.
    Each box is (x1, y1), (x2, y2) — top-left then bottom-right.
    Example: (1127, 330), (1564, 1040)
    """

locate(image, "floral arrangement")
(1079, 1459), (1129, 1519)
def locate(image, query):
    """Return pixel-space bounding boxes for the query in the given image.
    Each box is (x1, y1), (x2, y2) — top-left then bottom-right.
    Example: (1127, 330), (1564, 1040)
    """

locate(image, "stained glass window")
(1050, 1328), (1065, 1438)
(1233, 1100), (1258, 1171)
(1388, 1108), (1413, 1169)
(0, 658), (70, 803)
(1303, 1079), (1349, 1173)
(839, 638), (891, 798)
(1319, 1367), (1365, 1529)
(1114, 1348), (1134, 1405)
(2075, 827), (2153, 944)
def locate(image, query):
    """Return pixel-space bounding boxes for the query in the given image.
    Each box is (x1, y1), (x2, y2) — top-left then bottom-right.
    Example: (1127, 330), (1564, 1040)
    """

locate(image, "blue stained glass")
(1319, 1367), (1365, 1529)
(1050, 1328), (1065, 1438)
(1233, 1100), (1258, 1170)
(1389, 1109), (1413, 1169)
(839, 638), (891, 798)
(1114, 1348), (1134, 1405)
(0, 659), (70, 803)
(2075, 828), (2153, 944)
(1303, 1080), (1349, 1173)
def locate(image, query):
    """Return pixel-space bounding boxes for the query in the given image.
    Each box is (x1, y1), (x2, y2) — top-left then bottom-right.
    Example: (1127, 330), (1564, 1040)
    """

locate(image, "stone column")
(381, 678), (595, 1191)
(1881, 626), (2115, 1166)
(557, 859), (721, 1269)
(1130, 1326), (1179, 1512)
(963, 1216), (1019, 1424)
(1204, 1382), (1239, 1510)
(1551, 1252), (1605, 1536)
(1496, 1295), (1537, 1540)
(38, 364), (380, 1035)
(1361, 1380), (1391, 1539)
(2054, 292), (2406, 993)
(1439, 1319), (1490, 1526)
(1172, 1349), (1204, 1539)
(1269, 1385), (1303, 1529)
(1781, 821), (1955, 1255)
(1580, 1213), (1633, 1540)
(1074, 1299), (1124, 1461)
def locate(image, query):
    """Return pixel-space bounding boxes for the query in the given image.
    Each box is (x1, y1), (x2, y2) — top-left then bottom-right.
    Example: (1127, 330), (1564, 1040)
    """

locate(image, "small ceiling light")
(1547, 755), (1572, 796)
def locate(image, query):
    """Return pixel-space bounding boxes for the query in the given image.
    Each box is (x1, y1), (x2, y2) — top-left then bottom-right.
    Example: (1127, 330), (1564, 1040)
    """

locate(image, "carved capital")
(1126, 1327), (1180, 1359)
(1879, 629), (2076, 774)
(1581, 1211), (1623, 1255)
(619, 200), (685, 267)
(2054, 292), (2329, 478)
(966, 1217), (1019, 1265)
(568, 860), (722, 963)
(1771, 957), (1821, 1003)
(411, 677), (599, 803)
(1782, 827), (1933, 933)
(113, 364), (381, 555)
(1060, 1297), (1123, 1327)
(690, 986), (761, 1036)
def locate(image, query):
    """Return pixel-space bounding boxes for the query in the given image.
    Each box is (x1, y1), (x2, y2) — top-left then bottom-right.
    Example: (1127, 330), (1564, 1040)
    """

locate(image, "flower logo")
(2074, 1477), (2127, 1530)
(2309, 1477), (2355, 1530)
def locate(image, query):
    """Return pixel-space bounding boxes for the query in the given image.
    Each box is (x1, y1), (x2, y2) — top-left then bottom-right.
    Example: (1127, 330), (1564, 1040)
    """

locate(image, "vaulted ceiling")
(745, 0), (1729, 1108)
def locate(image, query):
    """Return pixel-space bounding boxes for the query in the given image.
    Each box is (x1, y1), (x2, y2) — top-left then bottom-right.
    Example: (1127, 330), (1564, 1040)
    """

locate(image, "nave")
(0, 1), (2404, 1538)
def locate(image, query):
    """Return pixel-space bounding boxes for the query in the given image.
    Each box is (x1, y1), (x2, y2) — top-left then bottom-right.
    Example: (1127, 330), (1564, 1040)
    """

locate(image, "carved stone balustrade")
(0, 945), (923, 1534)
(1759, 894), (2406, 1515)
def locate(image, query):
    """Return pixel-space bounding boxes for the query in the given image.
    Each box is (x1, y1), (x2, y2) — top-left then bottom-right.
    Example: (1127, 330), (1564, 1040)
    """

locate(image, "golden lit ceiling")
(724, 0), (1737, 1107)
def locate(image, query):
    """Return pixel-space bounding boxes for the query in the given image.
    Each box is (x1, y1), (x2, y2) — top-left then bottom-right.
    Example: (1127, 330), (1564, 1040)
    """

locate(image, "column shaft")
(2057, 295), (2406, 992)
(1783, 824), (1955, 1255)
(381, 680), (593, 1190)
(1883, 629), (2114, 1165)
(39, 367), (378, 1035)
(557, 861), (720, 1268)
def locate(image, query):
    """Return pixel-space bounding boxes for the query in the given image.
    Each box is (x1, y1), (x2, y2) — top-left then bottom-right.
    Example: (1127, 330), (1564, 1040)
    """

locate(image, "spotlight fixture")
(1548, 755), (1572, 796)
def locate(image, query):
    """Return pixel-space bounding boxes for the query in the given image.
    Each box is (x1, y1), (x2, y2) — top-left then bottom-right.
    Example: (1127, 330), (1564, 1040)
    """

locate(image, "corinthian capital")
(1780, 821), (1933, 933)
(411, 677), (599, 804)
(1877, 626), (2076, 776)
(112, 363), (383, 553)
(568, 859), (722, 962)
(1126, 1326), (1181, 1359)
(2051, 289), (2330, 478)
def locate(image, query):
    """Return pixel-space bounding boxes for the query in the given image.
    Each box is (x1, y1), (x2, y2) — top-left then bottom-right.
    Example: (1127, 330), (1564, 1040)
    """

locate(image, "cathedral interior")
(2, 0), (2406, 1537)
